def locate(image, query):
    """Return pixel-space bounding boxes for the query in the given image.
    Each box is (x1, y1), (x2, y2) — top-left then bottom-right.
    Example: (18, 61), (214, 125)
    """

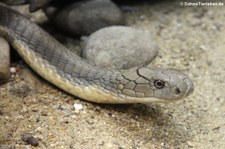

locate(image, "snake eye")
(154, 80), (165, 89)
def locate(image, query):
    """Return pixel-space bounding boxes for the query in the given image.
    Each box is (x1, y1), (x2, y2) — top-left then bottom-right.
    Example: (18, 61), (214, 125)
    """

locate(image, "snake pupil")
(154, 80), (165, 89)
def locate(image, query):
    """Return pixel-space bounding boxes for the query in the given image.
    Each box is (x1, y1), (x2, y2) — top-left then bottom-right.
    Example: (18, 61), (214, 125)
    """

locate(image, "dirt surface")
(1, 1), (225, 148)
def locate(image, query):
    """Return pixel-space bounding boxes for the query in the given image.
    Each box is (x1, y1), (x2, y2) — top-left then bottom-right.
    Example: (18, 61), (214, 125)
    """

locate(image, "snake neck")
(0, 3), (130, 101)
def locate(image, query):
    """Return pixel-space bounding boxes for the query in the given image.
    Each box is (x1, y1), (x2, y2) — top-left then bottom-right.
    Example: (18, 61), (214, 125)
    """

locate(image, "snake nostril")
(175, 88), (181, 94)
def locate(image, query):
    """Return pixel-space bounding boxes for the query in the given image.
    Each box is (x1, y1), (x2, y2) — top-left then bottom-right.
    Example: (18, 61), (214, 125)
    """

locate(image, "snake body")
(0, 3), (194, 103)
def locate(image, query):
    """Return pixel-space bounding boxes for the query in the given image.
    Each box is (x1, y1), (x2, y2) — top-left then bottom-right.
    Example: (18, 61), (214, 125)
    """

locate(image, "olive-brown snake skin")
(0, 3), (194, 103)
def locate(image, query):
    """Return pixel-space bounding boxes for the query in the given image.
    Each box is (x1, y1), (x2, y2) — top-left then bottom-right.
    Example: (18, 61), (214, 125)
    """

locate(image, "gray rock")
(9, 81), (33, 97)
(0, 37), (10, 84)
(82, 26), (159, 70)
(21, 133), (39, 147)
(45, 0), (124, 35)
(29, 0), (52, 12)
(0, 0), (27, 5)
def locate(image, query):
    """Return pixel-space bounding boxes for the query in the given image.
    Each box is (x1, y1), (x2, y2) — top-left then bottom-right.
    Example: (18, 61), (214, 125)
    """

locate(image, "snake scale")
(0, 3), (194, 103)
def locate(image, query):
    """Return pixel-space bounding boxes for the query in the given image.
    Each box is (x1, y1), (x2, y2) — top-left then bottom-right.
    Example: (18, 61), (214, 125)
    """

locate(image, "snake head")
(137, 66), (194, 102)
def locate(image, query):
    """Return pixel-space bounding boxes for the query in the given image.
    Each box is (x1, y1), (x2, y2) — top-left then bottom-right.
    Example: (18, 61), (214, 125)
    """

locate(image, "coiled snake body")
(0, 3), (194, 103)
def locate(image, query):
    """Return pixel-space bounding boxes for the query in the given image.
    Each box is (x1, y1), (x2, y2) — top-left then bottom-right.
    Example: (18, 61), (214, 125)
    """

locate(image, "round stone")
(83, 26), (159, 69)
(45, 0), (124, 35)
(0, 37), (10, 84)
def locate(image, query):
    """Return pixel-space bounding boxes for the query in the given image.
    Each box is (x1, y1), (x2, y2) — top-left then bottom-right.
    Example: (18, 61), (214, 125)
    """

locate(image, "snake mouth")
(183, 85), (194, 97)
(183, 77), (194, 97)
(177, 78), (194, 98)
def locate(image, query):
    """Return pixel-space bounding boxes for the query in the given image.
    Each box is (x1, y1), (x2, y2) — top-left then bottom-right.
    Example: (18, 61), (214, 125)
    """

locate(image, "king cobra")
(0, 3), (194, 103)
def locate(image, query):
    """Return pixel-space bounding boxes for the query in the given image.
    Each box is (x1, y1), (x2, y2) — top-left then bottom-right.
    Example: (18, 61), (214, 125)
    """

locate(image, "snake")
(0, 3), (194, 103)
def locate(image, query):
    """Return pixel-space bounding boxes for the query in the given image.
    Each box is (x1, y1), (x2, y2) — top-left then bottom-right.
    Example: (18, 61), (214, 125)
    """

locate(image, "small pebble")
(10, 67), (17, 74)
(21, 133), (39, 147)
(41, 111), (49, 116)
(186, 141), (194, 148)
(73, 103), (83, 112)
(9, 81), (32, 97)
(104, 142), (116, 149)
(0, 37), (10, 84)
(45, 0), (124, 35)
(83, 26), (159, 69)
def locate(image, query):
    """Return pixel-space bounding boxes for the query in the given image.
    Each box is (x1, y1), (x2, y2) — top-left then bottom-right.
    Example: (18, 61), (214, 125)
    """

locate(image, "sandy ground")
(1, 0), (225, 148)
